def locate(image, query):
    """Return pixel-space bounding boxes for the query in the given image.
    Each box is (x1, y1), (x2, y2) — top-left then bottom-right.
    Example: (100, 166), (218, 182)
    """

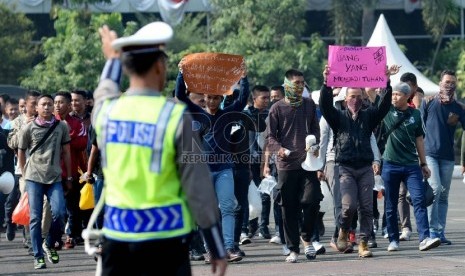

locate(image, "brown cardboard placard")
(181, 53), (244, 95)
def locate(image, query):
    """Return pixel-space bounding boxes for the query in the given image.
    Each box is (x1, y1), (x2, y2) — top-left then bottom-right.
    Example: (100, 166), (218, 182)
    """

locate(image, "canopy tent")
(367, 13), (439, 96)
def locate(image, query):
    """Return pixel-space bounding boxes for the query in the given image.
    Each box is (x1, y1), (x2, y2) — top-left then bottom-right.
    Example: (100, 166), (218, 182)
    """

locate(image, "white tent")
(367, 14), (439, 96)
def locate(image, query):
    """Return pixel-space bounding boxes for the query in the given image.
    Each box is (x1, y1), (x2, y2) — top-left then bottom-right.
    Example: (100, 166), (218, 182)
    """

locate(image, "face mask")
(439, 82), (456, 104)
(347, 98), (363, 114)
(283, 78), (304, 107)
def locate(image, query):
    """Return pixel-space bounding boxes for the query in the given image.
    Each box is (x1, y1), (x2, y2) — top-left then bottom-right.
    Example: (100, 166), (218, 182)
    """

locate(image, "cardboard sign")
(181, 53), (244, 95)
(327, 45), (386, 88)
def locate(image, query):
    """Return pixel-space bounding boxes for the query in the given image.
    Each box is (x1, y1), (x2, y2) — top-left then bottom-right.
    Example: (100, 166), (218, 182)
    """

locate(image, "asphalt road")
(1, 179), (464, 276)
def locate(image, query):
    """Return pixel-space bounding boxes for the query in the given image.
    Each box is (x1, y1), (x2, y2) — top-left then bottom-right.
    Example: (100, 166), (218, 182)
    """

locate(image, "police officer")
(93, 23), (227, 275)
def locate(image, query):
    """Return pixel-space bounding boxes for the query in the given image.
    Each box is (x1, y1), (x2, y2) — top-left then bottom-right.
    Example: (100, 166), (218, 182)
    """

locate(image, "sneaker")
(312, 241), (326, 255)
(419, 237), (441, 251)
(368, 237), (378, 248)
(285, 251), (298, 263)
(233, 245), (246, 257)
(190, 248), (205, 261)
(399, 228), (411, 241)
(387, 241), (399, 252)
(282, 244), (291, 256)
(6, 223), (16, 241)
(63, 237), (75, 249)
(42, 242), (59, 264)
(34, 257), (46, 269)
(226, 249), (242, 262)
(259, 227), (271, 239)
(269, 235), (281, 244)
(240, 233), (251, 245)
(28, 247), (34, 256)
(304, 245), (316, 260)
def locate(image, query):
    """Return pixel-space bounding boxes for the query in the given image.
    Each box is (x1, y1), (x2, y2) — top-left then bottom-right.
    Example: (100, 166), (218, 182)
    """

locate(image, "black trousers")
(277, 169), (322, 254)
(102, 236), (191, 276)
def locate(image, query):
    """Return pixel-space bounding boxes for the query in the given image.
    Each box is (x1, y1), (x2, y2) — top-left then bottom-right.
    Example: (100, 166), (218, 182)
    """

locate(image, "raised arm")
(174, 72), (205, 114)
(319, 66), (339, 130)
(92, 25), (122, 127)
(223, 77), (250, 113)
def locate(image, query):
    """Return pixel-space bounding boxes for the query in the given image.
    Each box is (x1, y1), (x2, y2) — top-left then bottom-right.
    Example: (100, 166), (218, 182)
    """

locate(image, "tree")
(21, 9), (137, 93)
(422, 0), (460, 74)
(207, 0), (327, 88)
(330, 0), (363, 45)
(0, 3), (36, 85)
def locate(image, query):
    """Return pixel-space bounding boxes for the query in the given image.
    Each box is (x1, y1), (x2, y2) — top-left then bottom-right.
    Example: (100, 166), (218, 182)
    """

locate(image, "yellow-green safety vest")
(95, 95), (194, 242)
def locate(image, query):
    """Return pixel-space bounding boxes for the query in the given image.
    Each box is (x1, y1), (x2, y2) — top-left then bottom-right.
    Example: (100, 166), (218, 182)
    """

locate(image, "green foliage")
(330, 0), (363, 45)
(0, 3), (36, 85)
(455, 50), (465, 99)
(207, 0), (327, 89)
(434, 39), (465, 74)
(422, 0), (459, 42)
(21, 9), (137, 93)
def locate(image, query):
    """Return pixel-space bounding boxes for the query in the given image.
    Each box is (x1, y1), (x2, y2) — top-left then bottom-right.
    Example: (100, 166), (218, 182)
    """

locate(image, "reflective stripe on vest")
(104, 204), (183, 233)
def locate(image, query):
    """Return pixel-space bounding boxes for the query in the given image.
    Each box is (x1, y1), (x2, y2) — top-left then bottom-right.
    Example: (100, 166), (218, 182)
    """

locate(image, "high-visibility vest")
(94, 94), (194, 241)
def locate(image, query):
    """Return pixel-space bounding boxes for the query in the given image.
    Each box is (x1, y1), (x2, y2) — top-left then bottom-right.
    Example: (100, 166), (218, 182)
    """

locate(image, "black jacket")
(319, 84), (392, 168)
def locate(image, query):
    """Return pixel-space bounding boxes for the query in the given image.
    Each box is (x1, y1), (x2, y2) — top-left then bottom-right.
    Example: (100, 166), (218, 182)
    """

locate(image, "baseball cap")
(111, 22), (174, 52)
(393, 82), (411, 95)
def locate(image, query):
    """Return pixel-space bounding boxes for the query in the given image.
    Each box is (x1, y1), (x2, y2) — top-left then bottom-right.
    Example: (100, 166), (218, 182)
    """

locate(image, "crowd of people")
(1, 20), (464, 276)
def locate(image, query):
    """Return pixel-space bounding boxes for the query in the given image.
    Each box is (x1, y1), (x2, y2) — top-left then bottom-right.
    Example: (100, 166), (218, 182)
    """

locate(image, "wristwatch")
(67, 176), (73, 181)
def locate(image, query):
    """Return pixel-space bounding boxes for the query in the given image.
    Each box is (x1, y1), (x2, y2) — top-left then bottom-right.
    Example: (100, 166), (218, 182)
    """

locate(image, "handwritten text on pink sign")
(327, 46), (386, 88)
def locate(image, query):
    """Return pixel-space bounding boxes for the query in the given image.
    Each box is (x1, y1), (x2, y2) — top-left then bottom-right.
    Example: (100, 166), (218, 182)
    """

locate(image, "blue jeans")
(211, 169), (237, 250)
(27, 180), (66, 258)
(426, 156), (455, 237)
(382, 162), (430, 242)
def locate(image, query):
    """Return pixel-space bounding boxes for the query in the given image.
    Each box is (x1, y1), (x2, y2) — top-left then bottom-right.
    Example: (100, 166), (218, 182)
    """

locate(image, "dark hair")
(416, 87), (424, 95)
(6, 98), (18, 106)
(55, 91), (72, 103)
(71, 89), (87, 99)
(252, 85), (270, 97)
(270, 85), (285, 96)
(400, 72), (417, 86)
(121, 47), (168, 76)
(285, 69), (304, 80)
(440, 70), (456, 80)
(25, 90), (42, 100)
(37, 94), (54, 102)
(0, 93), (10, 103)
(86, 90), (94, 100)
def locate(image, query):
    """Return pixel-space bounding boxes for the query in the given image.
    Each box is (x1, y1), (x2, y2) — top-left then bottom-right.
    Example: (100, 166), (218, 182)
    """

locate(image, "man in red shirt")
(54, 91), (88, 249)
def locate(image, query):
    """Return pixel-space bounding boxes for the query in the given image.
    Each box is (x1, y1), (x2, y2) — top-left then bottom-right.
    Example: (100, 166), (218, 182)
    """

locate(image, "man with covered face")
(319, 65), (399, 258)
(421, 70), (465, 245)
(267, 69), (321, 263)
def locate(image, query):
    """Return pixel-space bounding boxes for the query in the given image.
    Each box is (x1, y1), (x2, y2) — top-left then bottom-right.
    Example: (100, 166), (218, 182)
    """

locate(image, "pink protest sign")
(327, 45), (386, 88)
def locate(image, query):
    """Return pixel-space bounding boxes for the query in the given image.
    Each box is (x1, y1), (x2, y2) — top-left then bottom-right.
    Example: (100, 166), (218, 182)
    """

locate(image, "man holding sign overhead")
(176, 54), (249, 263)
(320, 49), (400, 258)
